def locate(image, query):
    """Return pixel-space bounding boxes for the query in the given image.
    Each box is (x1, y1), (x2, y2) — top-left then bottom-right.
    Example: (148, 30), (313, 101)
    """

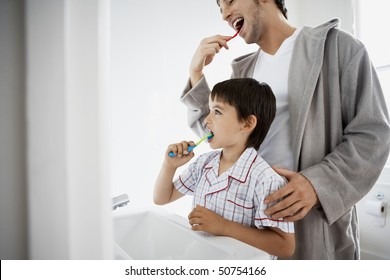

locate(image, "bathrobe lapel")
(231, 19), (340, 171)
(288, 19), (340, 171)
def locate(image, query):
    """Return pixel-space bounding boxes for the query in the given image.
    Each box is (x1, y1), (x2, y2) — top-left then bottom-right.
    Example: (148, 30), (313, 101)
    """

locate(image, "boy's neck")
(218, 145), (247, 176)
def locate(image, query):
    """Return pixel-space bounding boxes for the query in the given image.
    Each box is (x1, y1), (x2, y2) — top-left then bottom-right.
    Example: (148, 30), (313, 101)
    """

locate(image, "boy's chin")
(209, 143), (220, 150)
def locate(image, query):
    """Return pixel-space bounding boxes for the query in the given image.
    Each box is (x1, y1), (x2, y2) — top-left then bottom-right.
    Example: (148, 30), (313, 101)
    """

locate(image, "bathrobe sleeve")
(179, 77), (211, 138)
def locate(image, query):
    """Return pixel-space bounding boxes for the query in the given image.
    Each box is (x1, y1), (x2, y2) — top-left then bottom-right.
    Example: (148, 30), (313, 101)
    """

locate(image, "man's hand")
(264, 167), (319, 222)
(189, 35), (231, 86)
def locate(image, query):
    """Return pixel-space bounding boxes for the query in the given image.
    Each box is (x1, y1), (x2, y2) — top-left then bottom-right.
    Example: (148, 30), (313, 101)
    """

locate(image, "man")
(180, 0), (390, 259)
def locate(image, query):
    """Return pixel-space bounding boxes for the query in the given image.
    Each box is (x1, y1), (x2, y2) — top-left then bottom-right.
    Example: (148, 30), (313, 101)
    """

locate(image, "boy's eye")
(214, 109), (222, 115)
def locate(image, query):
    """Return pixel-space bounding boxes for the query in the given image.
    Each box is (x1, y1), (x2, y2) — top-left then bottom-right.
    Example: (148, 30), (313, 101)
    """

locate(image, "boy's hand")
(188, 205), (228, 236)
(164, 141), (196, 168)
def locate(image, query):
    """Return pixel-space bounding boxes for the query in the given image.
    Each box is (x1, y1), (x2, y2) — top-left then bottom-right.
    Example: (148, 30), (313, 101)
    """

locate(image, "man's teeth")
(233, 18), (243, 30)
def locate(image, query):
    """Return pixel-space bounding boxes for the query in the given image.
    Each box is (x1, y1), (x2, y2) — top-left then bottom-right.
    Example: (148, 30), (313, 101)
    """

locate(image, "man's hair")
(275, 0), (288, 19)
(210, 78), (276, 150)
(216, 0), (288, 19)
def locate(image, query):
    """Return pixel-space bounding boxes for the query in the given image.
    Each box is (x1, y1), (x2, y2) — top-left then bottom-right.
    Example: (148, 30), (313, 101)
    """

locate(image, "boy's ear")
(243, 115), (257, 132)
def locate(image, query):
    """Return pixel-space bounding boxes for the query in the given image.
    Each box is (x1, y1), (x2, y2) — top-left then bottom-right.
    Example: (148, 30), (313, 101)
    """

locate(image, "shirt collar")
(204, 148), (258, 182)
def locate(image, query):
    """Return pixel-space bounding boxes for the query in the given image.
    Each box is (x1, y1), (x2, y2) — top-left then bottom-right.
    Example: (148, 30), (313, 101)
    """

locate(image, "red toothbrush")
(226, 29), (240, 42)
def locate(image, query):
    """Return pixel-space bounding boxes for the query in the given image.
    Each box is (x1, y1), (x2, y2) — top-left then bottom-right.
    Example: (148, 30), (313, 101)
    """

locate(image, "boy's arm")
(153, 162), (184, 205)
(188, 205), (295, 257)
(153, 141), (195, 205)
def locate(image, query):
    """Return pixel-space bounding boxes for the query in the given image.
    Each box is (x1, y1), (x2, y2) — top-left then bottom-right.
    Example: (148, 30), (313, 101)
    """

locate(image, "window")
(355, 0), (390, 168)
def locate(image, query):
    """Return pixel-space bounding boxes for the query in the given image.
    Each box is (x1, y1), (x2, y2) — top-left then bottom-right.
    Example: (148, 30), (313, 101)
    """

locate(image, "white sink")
(113, 209), (271, 260)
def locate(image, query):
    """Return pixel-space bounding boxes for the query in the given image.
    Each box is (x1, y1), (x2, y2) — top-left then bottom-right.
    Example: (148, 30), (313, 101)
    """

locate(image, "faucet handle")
(112, 194), (129, 210)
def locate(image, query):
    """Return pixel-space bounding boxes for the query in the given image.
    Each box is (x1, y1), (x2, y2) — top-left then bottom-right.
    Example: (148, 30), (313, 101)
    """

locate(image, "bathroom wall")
(288, 0), (354, 33)
(0, 0), (28, 259)
(25, 0), (113, 259)
(110, 0), (258, 214)
(357, 172), (390, 259)
(1, 0), (113, 259)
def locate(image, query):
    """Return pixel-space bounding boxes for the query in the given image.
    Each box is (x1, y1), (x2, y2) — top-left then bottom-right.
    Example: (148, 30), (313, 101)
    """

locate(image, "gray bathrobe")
(180, 19), (390, 259)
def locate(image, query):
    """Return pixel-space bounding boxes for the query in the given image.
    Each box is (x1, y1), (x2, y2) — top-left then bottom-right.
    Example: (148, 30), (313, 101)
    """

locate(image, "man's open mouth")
(233, 17), (244, 31)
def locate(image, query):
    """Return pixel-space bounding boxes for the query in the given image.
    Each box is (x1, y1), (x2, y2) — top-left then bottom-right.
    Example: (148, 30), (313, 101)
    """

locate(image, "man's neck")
(259, 19), (296, 55)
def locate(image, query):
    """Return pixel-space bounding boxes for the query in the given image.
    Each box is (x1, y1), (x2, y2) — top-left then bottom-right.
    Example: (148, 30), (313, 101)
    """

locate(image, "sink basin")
(113, 209), (270, 260)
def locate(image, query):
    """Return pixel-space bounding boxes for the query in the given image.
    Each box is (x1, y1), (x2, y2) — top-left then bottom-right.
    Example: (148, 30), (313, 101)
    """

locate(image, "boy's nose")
(204, 112), (211, 125)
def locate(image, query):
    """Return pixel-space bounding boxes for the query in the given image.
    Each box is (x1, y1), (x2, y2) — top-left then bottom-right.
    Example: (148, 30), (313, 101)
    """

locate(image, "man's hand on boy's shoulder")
(264, 167), (319, 222)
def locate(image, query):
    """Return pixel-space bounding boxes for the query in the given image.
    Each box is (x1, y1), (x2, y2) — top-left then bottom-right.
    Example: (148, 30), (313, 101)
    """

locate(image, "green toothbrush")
(168, 133), (213, 157)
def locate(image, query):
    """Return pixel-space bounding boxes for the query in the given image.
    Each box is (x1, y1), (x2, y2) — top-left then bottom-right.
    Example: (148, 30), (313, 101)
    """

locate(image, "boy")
(154, 78), (295, 258)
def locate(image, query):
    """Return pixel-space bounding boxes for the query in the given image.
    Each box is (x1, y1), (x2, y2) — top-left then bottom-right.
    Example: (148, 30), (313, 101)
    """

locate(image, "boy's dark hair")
(216, 0), (288, 19)
(211, 78), (276, 150)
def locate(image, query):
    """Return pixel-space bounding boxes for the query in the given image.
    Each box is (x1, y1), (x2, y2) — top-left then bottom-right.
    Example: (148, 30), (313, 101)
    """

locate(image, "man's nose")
(220, 4), (231, 21)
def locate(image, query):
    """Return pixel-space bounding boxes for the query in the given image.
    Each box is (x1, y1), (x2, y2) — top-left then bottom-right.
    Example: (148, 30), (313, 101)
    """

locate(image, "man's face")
(218, 0), (265, 45)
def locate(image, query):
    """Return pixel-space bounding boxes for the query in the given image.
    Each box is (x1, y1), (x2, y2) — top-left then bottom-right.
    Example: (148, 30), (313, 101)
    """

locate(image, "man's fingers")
(272, 166), (295, 179)
(264, 183), (293, 204)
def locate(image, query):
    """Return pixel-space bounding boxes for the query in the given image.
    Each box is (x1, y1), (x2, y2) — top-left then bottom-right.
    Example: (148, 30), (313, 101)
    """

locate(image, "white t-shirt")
(252, 28), (301, 170)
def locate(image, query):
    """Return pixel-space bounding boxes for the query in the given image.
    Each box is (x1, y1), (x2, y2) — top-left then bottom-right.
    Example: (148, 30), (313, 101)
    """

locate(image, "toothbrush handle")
(168, 146), (195, 157)
(187, 146), (195, 152)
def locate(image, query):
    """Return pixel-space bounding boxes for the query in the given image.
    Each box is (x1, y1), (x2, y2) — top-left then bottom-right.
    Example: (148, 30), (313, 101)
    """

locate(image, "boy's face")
(205, 96), (247, 150)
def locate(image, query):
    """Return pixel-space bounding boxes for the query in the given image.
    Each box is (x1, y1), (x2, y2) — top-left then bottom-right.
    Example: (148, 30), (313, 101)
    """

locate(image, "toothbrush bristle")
(207, 133), (214, 140)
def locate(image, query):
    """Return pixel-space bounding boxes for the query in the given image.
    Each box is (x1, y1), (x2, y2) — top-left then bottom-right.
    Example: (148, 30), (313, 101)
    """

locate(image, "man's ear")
(243, 115), (257, 132)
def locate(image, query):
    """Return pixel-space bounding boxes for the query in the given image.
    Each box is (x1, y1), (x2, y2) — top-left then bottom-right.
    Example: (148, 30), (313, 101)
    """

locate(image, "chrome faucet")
(112, 194), (129, 210)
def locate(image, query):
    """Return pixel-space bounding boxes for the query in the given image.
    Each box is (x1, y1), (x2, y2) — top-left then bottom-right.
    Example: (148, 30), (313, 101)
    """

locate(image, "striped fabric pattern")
(174, 148), (294, 233)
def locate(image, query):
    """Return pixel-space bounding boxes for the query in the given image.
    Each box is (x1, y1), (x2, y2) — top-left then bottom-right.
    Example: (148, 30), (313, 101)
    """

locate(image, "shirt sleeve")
(254, 175), (295, 233)
(173, 155), (205, 196)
